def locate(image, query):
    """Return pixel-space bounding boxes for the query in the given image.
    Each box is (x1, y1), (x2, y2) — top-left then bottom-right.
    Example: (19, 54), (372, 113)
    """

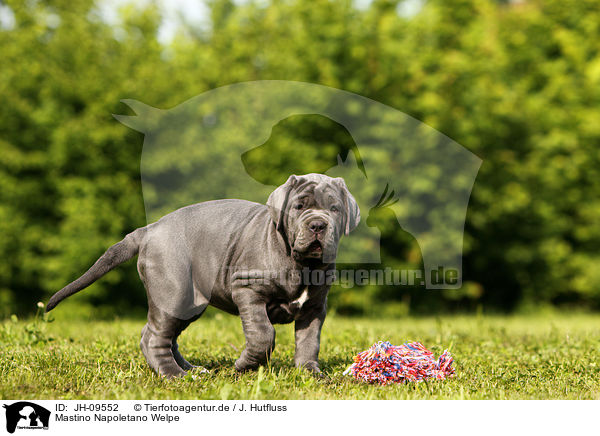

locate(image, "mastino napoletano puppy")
(46, 173), (360, 377)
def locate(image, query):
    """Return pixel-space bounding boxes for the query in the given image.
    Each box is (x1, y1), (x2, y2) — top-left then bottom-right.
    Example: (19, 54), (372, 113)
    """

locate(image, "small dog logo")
(3, 402), (50, 433)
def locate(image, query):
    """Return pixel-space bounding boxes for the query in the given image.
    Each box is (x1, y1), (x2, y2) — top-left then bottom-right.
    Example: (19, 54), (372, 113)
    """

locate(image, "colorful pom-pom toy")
(343, 341), (455, 385)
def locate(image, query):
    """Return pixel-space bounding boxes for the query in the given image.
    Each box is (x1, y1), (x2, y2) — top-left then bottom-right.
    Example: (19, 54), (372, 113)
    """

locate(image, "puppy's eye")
(330, 206), (340, 213)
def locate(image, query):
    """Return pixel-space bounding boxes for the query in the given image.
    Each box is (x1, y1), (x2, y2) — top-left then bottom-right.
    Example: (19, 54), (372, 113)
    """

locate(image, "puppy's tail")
(45, 227), (146, 312)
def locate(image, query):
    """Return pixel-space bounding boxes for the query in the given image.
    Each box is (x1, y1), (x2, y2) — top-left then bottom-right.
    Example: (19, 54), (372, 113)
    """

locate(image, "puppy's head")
(267, 174), (360, 265)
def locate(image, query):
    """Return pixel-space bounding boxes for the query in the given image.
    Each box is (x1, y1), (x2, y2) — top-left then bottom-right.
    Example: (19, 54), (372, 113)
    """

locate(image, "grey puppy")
(46, 173), (360, 377)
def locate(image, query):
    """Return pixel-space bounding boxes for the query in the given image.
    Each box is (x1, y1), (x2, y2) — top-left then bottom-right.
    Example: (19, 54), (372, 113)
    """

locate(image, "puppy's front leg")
(233, 289), (276, 372)
(294, 306), (326, 374)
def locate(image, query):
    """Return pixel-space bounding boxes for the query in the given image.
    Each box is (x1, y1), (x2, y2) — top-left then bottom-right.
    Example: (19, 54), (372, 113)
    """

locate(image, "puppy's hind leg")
(171, 313), (203, 372)
(136, 226), (210, 377)
(140, 305), (191, 378)
(172, 341), (195, 371)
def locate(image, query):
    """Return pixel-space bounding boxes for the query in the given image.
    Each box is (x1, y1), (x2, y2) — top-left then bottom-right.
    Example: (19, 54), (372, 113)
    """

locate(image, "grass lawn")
(1, 308), (599, 400)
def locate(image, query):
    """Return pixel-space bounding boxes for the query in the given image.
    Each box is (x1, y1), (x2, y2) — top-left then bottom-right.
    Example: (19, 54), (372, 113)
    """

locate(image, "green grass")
(1, 308), (600, 399)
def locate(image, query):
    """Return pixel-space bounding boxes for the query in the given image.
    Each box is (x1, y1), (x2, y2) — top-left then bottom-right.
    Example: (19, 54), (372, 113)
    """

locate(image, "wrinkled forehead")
(293, 179), (342, 205)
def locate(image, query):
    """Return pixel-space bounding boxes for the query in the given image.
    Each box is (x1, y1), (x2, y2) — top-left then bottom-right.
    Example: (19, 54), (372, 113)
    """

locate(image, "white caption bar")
(0, 400), (593, 436)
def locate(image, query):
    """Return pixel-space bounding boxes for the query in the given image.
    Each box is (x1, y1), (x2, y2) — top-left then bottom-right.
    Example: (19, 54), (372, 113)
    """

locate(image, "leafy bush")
(1, 0), (599, 315)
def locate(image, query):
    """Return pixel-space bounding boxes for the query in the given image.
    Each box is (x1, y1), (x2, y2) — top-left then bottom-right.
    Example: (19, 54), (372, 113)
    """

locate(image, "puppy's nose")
(308, 219), (327, 234)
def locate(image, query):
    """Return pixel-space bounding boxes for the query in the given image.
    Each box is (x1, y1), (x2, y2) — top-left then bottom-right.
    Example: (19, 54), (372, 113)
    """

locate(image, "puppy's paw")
(297, 360), (322, 375)
(234, 357), (259, 372)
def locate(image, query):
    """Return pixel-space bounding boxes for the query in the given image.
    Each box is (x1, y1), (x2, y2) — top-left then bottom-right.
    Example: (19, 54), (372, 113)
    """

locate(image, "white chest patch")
(291, 287), (309, 309)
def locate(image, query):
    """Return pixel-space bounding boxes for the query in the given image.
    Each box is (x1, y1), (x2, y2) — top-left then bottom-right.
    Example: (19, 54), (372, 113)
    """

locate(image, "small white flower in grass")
(37, 302), (44, 309)
(187, 366), (209, 380)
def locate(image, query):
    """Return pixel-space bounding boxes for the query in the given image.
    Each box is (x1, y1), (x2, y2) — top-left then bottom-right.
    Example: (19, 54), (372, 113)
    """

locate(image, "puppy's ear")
(335, 177), (360, 235)
(267, 175), (298, 241)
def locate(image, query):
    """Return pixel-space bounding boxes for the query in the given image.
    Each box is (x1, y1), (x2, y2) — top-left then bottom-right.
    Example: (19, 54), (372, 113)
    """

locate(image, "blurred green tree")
(1, 0), (599, 316)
